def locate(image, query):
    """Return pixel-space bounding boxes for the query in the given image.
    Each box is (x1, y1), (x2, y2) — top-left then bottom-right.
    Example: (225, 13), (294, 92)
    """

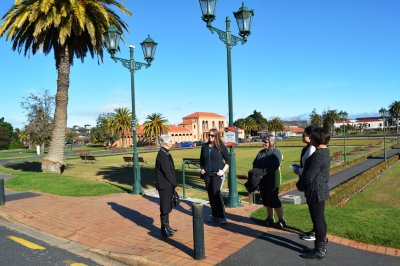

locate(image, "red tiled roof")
(284, 127), (304, 133)
(167, 125), (191, 133)
(183, 112), (225, 119)
(355, 118), (381, 123)
(179, 120), (194, 125)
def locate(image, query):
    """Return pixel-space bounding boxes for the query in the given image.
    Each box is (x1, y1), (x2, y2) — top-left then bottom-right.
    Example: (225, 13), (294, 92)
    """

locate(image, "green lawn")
(3, 166), (125, 196)
(1, 140), (384, 199)
(251, 161), (400, 249)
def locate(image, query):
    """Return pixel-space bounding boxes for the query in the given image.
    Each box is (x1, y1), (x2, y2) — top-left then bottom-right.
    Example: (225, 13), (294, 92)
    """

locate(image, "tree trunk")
(42, 46), (70, 174)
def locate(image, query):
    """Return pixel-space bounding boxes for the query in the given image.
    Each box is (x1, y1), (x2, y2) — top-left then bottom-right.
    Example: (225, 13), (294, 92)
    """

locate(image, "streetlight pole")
(199, 1), (254, 208)
(339, 111), (348, 163)
(379, 108), (388, 162)
(103, 26), (157, 194)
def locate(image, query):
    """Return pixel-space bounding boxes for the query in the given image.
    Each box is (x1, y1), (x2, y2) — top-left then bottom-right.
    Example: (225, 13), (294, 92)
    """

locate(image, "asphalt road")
(0, 224), (99, 266)
(220, 231), (400, 266)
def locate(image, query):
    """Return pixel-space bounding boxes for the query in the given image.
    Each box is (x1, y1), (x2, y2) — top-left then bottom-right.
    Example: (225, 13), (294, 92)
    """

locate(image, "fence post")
(181, 160), (187, 198)
(192, 203), (205, 260)
(0, 179), (5, 206)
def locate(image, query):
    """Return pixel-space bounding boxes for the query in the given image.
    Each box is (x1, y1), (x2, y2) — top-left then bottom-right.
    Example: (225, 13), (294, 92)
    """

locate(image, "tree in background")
(0, 0), (132, 173)
(234, 117), (257, 136)
(18, 127), (30, 149)
(110, 108), (132, 148)
(268, 117), (285, 137)
(322, 109), (340, 134)
(0, 117), (13, 150)
(10, 128), (25, 149)
(309, 108), (323, 127)
(249, 110), (268, 131)
(389, 100), (400, 143)
(90, 113), (119, 146)
(143, 113), (168, 145)
(21, 90), (54, 154)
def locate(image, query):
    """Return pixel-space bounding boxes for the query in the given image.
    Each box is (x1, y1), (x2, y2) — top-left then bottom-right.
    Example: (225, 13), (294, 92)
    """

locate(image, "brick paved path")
(0, 193), (270, 265)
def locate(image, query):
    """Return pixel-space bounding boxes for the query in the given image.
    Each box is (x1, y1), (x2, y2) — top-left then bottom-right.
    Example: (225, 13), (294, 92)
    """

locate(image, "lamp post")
(379, 107), (388, 162)
(103, 25), (158, 194)
(199, 0), (254, 208)
(339, 111), (348, 163)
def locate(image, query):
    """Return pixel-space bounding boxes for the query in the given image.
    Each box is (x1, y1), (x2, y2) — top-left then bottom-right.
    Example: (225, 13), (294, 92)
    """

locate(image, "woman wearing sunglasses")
(199, 128), (230, 224)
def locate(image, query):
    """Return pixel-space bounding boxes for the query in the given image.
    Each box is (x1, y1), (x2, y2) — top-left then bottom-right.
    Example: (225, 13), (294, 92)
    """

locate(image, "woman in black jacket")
(155, 134), (178, 238)
(297, 127), (330, 259)
(253, 135), (285, 228)
(200, 128), (230, 224)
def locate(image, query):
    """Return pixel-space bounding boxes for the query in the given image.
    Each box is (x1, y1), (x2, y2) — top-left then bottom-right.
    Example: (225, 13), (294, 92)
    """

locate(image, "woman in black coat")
(297, 127), (330, 259)
(155, 134), (178, 238)
(200, 128), (230, 224)
(253, 135), (285, 229)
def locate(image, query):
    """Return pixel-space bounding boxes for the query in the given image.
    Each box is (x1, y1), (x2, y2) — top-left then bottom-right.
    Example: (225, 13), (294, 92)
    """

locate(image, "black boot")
(166, 214), (177, 233)
(301, 238), (328, 259)
(161, 215), (173, 238)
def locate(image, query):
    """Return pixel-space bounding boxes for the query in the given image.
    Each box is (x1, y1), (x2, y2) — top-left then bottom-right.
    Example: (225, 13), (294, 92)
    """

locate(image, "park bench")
(80, 155), (96, 164)
(123, 156), (147, 166)
(182, 158), (201, 168)
(332, 151), (342, 160)
(73, 149), (91, 156)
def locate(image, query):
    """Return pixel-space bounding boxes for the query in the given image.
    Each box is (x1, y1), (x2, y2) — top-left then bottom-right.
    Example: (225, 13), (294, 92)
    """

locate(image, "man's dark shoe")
(274, 219), (287, 229)
(265, 217), (274, 227)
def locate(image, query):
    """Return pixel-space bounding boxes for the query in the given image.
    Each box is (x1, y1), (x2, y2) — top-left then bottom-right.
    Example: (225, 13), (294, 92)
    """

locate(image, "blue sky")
(0, 0), (399, 129)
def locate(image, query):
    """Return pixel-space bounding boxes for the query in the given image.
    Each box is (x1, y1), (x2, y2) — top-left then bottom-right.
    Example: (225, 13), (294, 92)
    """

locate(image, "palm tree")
(268, 117), (285, 137)
(309, 108), (323, 127)
(0, 1), (131, 173)
(110, 108), (132, 148)
(389, 100), (400, 143)
(322, 109), (340, 134)
(143, 113), (168, 145)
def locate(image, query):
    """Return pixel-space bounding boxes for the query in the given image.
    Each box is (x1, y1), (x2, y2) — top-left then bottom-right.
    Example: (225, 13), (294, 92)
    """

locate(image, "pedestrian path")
(283, 147), (400, 203)
(0, 191), (399, 266)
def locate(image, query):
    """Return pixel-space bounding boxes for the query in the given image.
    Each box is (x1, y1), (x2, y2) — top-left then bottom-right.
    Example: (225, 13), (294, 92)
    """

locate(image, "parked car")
(194, 141), (205, 146)
(180, 141), (194, 148)
(252, 138), (262, 142)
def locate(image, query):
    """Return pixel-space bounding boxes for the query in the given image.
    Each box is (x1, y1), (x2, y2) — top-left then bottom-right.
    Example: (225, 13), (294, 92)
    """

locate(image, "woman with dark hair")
(297, 127), (330, 259)
(155, 134), (178, 238)
(200, 128), (230, 224)
(292, 125), (316, 241)
(253, 135), (286, 229)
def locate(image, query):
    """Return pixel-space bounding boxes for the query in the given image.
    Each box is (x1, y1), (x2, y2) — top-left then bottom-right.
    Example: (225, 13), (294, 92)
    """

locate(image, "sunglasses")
(208, 134), (216, 137)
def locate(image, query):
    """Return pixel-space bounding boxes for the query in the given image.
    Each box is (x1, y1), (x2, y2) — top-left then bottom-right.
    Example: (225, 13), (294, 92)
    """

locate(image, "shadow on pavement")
(107, 202), (193, 257)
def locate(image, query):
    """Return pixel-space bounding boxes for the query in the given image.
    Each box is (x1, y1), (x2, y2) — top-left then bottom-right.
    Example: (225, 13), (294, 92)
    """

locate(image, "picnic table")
(80, 155), (96, 164)
(123, 156), (147, 166)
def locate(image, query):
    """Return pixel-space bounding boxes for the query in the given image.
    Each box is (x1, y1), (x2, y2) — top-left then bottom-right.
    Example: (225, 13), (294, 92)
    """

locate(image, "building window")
(194, 125), (196, 129)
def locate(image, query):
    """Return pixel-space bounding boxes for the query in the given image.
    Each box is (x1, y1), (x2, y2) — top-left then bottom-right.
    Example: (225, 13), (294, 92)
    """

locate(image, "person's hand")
(217, 169), (225, 176)
(200, 169), (206, 175)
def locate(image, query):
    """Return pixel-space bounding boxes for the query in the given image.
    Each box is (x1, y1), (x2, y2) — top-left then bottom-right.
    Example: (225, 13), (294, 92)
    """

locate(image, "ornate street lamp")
(339, 111), (348, 163)
(104, 25), (158, 194)
(199, 1), (254, 207)
(379, 107), (388, 161)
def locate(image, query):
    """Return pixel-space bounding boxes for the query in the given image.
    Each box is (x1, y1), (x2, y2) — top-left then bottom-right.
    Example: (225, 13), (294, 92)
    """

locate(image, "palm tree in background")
(309, 108), (323, 127)
(110, 108), (132, 148)
(143, 113), (168, 145)
(0, 0), (131, 173)
(322, 109), (340, 134)
(389, 100), (400, 143)
(268, 117), (285, 137)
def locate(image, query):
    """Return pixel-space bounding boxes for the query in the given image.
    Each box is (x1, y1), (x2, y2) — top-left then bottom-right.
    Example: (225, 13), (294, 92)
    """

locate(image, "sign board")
(224, 126), (238, 147)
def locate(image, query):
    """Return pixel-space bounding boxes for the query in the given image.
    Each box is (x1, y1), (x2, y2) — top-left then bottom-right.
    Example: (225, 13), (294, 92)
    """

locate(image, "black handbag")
(171, 190), (180, 208)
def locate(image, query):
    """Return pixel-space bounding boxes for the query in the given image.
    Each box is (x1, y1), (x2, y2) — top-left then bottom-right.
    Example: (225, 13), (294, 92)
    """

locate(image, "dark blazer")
(297, 148), (330, 203)
(200, 143), (230, 174)
(252, 148), (282, 190)
(155, 147), (178, 190)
